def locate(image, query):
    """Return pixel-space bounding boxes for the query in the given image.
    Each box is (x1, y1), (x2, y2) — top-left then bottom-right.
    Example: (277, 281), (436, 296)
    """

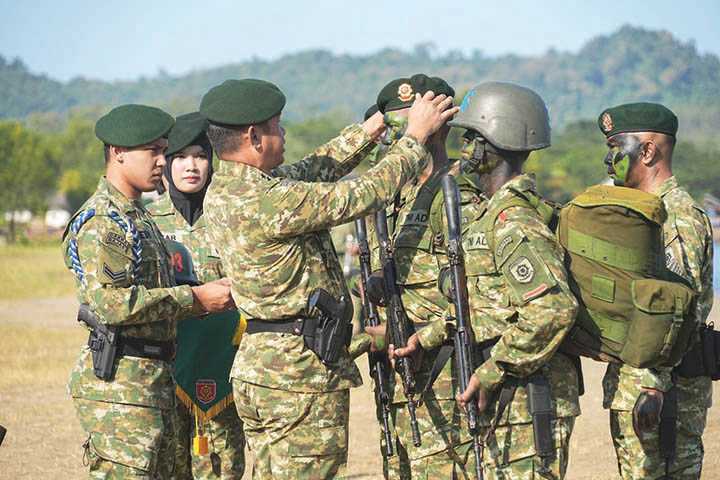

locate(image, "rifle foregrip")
(374, 210), (390, 241)
(441, 175), (461, 238)
(355, 217), (368, 243)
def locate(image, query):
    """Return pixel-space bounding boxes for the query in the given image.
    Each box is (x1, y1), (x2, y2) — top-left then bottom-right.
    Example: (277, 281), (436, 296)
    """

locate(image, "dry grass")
(0, 244), (75, 300)
(0, 297), (718, 479)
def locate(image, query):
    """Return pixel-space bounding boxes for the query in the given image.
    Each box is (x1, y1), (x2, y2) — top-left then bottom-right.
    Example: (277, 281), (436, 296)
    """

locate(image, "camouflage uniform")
(148, 193), (246, 479)
(421, 174), (581, 479)
(203, 125), (429, 479)
(603, 176), (714, 479)
(63, 177), (196, 478)
(363, 163), (486, 479)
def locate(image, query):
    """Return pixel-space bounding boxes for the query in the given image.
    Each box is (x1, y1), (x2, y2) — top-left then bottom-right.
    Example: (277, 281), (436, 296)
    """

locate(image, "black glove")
(632, 390), (663, 439)
(366, 270), (386, 307)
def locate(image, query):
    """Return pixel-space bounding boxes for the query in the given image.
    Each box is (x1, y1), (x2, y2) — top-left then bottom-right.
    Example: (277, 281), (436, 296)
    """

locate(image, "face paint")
(604, 134), (641, 186)
(460, 130), (498, 174)
(380, 112), (408, 146)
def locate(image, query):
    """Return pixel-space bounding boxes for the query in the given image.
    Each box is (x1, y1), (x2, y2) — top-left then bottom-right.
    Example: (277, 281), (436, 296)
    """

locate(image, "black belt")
(87, 333), (175, 361)
(245, 318), (319, 336)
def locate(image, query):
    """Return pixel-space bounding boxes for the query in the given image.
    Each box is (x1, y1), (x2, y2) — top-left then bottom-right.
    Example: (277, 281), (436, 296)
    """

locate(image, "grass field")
(0, 243), (75, 300)
(0, 246), (718, 478)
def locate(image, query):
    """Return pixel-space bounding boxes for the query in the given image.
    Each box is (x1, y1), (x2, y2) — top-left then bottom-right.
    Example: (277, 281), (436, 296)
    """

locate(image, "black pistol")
(77, 304), (119, 381)
(307, 288), (353, 367)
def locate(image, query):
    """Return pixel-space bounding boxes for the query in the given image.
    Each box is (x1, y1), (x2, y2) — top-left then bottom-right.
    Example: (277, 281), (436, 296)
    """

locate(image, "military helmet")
(449, 82), (551, 151)
(165, 239), (200, 286)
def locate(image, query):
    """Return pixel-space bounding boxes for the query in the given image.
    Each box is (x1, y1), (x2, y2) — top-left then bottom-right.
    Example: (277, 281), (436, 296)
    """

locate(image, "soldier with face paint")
(598, 102), (714, 480)
(394, 82), (581, 479)
(355, 74), (487, 478)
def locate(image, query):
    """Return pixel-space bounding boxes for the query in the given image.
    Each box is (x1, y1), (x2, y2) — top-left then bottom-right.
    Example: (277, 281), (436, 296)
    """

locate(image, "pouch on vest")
(557, 185), (696, 368)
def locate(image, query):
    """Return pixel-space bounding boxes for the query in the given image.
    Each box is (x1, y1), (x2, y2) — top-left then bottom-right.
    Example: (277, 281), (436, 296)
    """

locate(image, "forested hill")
(2, 25), (719, 140)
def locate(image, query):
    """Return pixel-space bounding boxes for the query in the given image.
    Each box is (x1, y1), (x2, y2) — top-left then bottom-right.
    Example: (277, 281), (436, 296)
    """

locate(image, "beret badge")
(601, 112), (614, 133)
(397, 83), (414, 102)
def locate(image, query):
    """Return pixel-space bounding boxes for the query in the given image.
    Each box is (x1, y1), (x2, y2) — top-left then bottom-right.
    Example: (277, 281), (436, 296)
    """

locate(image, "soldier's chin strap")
(461, 136), (500, 175)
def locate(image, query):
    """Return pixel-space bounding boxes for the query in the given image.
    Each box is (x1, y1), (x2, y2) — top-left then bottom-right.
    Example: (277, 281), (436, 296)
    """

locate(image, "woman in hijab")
(149, 112), (245, 479)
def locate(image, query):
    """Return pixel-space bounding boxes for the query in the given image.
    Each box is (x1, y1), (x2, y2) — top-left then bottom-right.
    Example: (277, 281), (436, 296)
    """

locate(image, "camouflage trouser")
(610, 405), (707, 479)
(383, 398), (475, 479)
(175, 401), (246, 479)
(74, 398), (176, 479)
(479, 417), (574, 480)
(232, 379), (349, 479)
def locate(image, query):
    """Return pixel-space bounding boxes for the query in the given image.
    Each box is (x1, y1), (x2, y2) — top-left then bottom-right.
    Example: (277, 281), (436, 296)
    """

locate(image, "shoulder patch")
(508, 256), (535, 283)
(500, 238), (558, 305)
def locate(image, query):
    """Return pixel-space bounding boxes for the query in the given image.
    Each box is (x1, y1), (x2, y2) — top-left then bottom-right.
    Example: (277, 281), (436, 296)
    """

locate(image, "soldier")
(199, 78), (458, 478)
(62, 104), (235, 478)
(148, 112), (245, 479)
(598, 103), (714, 479)
(360, 74), (486, 478)
(395, 82), (581, 478)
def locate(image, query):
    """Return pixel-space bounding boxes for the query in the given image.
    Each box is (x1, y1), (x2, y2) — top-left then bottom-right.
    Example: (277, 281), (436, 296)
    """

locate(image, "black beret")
(377, 74), (455, 114)
(166, 112), (209, 156)
(364, 104), (379, 121)
(598, 102), (678, 138)
(95, 104), (174, 147)
(200, 79), (286, 126)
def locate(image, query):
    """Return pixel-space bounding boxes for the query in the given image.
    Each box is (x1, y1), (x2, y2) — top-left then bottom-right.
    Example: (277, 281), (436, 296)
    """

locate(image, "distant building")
(45, 192), (71, 230)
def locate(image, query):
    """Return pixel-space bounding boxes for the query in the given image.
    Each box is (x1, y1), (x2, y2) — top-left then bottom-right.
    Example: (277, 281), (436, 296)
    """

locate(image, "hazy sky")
(2, 0), (718, 82)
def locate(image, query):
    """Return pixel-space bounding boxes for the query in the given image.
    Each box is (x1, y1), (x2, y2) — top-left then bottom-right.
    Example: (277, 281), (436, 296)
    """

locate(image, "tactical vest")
(557, 185), (696, 368)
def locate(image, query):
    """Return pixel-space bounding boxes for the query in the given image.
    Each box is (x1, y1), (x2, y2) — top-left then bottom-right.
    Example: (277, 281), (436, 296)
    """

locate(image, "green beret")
(377, 73), (455, 114)
(200, 79), (286, 126)
(95, 104), (174, 147)
(364, 104), (379, 121)
(598, 102), (678, 138)
(166, 112), (209, 156)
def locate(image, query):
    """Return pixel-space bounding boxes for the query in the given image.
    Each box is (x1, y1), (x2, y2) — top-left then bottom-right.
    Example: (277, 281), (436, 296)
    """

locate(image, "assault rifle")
(355, 216), (394, 457)
(373, 209), (422, 447)
(441, 175), (484, 479)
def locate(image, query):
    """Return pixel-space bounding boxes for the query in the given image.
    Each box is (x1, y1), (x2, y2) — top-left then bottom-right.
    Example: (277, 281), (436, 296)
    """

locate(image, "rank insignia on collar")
(601, 112), (613, 133)
(398, 83), (414, 102)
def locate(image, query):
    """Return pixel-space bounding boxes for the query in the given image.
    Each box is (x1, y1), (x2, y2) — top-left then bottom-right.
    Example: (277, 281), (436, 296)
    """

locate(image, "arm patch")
(495, 231), (558, 305)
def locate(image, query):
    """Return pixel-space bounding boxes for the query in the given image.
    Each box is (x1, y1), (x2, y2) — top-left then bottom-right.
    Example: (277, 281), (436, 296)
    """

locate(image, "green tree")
(54, 116), (104, 211)
(0, 121), (58, 242)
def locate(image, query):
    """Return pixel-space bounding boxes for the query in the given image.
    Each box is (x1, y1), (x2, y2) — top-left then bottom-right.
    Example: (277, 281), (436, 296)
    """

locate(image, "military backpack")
(557, 185), (696, 368)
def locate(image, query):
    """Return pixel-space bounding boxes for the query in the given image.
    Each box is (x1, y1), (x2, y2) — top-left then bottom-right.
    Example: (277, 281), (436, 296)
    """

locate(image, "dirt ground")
(0, 297), (718, 479)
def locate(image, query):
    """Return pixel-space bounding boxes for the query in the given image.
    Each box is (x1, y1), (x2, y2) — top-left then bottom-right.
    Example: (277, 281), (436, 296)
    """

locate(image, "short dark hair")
(103, 144), (111, 163)
(206, 124), (245, 157)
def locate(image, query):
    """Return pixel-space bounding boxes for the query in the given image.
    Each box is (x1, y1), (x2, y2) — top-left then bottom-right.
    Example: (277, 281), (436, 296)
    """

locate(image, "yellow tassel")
(232, 314), (247, 345)
(192, 406), (209, 456)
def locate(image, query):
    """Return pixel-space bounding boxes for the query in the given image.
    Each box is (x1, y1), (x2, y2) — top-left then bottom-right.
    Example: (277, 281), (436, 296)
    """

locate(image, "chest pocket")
(136, 223), (169, 288)
(393, 211), (438, 286)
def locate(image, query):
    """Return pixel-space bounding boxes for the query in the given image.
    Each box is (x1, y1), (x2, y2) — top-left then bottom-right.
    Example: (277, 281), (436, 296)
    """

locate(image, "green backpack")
(557, 185), (696, 368)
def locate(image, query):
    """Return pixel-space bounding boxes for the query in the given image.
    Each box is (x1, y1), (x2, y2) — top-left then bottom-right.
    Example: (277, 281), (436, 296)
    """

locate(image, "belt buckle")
(293, 318), (304, 335)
